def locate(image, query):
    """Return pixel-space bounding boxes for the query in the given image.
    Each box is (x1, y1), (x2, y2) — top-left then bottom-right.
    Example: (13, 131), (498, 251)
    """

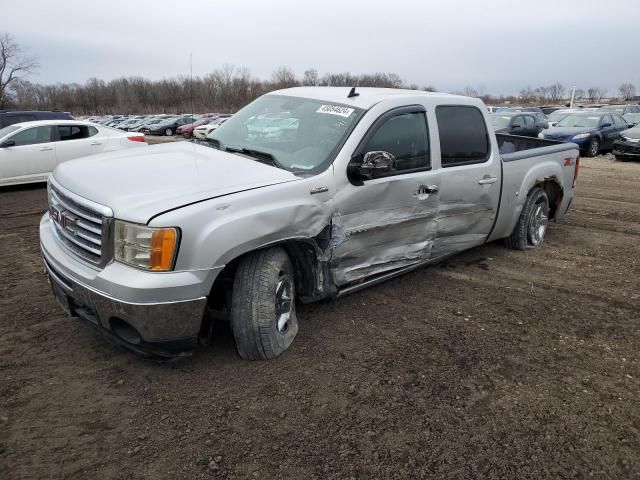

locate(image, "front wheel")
(585, 137), (600, 157)
(164, 128), (174, 136)
(231, 247), (298, 360)
(505, 187), (550, 250)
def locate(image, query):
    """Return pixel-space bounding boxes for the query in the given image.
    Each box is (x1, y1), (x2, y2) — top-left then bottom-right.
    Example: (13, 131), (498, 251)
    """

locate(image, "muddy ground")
(0, 154), (639, 479)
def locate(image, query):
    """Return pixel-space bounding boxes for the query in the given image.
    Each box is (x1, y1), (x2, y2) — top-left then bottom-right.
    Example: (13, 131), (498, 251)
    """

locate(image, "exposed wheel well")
(532, 178), (563, 220)
(200, 239), (329, 339)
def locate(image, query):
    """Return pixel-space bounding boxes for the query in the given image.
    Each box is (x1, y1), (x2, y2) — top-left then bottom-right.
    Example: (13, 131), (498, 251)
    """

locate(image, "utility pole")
(569, 85), (576, 109)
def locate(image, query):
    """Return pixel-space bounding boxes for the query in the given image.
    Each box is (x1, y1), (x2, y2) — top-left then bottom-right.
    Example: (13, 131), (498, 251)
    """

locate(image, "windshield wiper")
(224, 146), (284, 169)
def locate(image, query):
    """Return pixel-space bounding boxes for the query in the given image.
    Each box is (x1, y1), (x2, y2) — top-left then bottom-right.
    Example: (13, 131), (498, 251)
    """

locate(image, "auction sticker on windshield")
(316, 105), (354, 117)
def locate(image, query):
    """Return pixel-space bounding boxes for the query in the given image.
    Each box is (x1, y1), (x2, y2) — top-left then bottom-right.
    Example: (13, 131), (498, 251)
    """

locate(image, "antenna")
(347, 86), (359, 98)
(190, 53), (194, 120)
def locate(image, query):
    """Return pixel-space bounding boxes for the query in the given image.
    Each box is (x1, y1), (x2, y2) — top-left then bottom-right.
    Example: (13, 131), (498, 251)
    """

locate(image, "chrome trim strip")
(49, 175), (114, 218)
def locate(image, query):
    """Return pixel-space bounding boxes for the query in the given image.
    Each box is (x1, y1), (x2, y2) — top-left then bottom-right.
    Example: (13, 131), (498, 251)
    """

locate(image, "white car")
(0, 120), (147, 186)
(192, 117), (230, 139)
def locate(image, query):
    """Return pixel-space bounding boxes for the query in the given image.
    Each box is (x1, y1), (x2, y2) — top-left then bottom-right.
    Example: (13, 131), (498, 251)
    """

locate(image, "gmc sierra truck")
(40, 87), (580, 360)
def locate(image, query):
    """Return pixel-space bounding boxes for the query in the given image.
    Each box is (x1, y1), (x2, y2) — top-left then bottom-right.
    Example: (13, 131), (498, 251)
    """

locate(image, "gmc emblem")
(50, 206), (63, 227)
(50, 206), (76, 232)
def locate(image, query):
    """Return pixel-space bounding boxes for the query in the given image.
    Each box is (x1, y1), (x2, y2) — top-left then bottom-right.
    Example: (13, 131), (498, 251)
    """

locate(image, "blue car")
(540, 112), (631, 157)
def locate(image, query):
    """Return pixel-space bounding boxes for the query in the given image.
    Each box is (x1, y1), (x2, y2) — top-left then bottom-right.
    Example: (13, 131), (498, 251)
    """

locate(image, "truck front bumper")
(40, 213), (212, 358)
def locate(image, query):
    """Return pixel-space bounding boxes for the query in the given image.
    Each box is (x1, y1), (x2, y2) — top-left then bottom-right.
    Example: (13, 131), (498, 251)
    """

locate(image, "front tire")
(585, 137), (600, 157)
(164, 128), (174, 136)
(231, 247), (298, 360)
(505, 187), (550, 250)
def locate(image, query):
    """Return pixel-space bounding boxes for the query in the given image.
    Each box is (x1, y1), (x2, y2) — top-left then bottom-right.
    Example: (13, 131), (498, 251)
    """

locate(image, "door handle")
(415, 184), (439, 195)
(90, 141), (103, 146)
(478, 175), (498, 185)
(40, 147), (53, 151)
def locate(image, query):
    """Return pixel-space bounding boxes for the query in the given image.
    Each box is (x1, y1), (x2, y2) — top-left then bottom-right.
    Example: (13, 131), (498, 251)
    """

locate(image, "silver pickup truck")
(40, 87), (580, 360)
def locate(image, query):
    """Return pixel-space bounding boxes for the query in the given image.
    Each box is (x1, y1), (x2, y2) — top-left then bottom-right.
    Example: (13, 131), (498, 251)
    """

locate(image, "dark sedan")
(142, 115), (197, 136)
(613, 126), (640, 161)
(540, 112), (630, 157)
(491, 112), (547, 137)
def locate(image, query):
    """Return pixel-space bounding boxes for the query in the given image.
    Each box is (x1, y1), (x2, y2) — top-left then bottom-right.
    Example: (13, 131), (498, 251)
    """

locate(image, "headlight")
(114, 220), (179, 271)
(622, 136), (640, 143)
(572, 133), (591, 140)
(538, 133), (545, 139)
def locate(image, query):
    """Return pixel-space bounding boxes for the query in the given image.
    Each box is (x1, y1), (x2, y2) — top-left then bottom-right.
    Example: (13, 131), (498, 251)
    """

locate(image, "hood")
(53, 142), (299, 224)
(542, 126), (597, 137)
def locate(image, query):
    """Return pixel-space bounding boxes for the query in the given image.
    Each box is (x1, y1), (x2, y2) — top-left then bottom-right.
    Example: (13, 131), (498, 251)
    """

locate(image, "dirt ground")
(1, 153), (639, 480)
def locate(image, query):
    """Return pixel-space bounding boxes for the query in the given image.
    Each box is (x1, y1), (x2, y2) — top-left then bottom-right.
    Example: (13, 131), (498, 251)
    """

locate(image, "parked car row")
(490, 104), (640, 158)
(77, 112), (235, 137)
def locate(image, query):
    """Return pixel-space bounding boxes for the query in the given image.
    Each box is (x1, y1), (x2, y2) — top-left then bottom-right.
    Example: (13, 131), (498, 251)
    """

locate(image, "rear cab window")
(436, 106), (490, 167)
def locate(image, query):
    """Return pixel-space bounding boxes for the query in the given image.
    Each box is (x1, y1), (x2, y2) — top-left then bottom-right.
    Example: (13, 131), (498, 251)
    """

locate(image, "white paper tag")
(316, 105), (354, 118)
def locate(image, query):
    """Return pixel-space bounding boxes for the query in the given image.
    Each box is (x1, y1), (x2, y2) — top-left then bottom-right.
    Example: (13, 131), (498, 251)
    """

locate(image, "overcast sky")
(4, 0), (640, 95)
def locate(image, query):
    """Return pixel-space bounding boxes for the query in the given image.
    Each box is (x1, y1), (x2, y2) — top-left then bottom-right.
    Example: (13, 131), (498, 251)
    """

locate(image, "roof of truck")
(269, 86), (462, 110)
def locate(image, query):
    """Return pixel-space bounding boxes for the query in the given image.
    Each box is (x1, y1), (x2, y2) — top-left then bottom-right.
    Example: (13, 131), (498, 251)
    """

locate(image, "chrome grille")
(47, 177), (114, 267)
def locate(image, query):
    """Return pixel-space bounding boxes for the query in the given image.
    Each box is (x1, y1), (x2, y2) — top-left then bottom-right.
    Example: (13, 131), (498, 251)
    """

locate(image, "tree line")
(5, 67), (437, 115)
(1, 33), (637, 115)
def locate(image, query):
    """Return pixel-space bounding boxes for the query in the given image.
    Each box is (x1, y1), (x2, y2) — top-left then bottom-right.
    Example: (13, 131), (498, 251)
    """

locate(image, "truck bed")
(496, 133), (566, 155)
(488, 134), (580, 242)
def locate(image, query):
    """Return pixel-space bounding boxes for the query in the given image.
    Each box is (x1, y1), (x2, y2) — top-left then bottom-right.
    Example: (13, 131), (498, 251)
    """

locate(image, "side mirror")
(0, 139), (16, 148)
(601, 122), (612, 128)
(347, 151), (397, 184)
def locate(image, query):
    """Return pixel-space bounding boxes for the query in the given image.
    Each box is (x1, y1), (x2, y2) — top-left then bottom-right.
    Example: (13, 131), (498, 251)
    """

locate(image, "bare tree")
(587, 87), (606, 103)
(618, 83), (636, 101)
(463, 86), (479, 97)
(519, 86), (535, 104)
(302, 68), (319, 86)
(535, 86), (551, 104)
(0, 34), (39, 108)
(548, 83), (565, 103)
(271, 66), (298, 89)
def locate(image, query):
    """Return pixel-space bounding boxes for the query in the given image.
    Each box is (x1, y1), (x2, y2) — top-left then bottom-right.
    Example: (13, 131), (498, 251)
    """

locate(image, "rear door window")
(57, 125), (92, 141)
(9, 126), (54, 146)
(436, 106), (490, 167)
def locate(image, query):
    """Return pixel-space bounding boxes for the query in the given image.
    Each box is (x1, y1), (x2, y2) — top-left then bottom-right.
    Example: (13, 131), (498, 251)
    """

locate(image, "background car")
(491, 112), (546, 137)
(622, 112), (640, 127)
(192, 116), (232, 139)
(540, 112), (629, 156)
(598, 104), (640, 116)
(0, 110), (74, 128)
(0, 120), (146, 186)
(613, 126), (640, 161)
(176, 116), (212, 137)
(143, 115), (196, 136)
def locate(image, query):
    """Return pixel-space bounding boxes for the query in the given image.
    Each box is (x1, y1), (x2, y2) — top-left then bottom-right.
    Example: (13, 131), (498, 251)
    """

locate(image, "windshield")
(209, 95), (364, 173)
(491, 115), (512, 128)
(0, 125), (21, 139)
(556, 115), (601, 128)
(548, 111), (571, 122)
